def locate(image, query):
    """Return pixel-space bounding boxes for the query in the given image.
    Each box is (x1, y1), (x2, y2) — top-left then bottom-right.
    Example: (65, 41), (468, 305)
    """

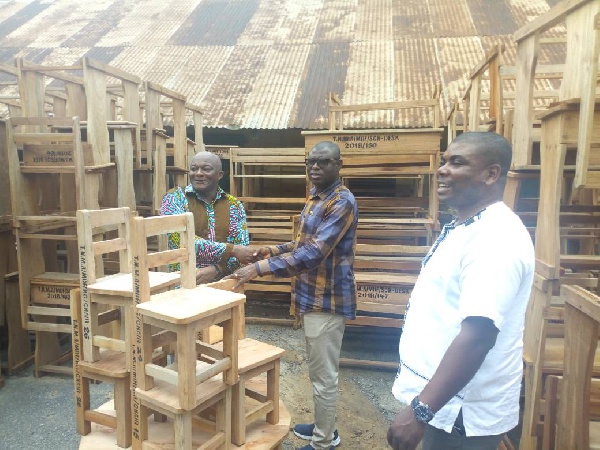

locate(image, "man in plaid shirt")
(228, 141), (358, 450)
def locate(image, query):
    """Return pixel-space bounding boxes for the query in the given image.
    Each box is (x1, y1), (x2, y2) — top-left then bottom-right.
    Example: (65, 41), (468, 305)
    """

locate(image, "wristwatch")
(411, 396), (435, 423)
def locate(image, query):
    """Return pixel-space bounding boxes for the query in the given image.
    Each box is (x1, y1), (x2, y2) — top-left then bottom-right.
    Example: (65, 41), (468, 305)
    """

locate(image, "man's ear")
(218, 170), (224, 181)
(485, 164), (501, 184)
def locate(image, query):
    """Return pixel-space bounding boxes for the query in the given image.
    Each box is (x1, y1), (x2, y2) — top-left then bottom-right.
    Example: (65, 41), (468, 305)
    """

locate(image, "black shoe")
(293, 423), (341, 446)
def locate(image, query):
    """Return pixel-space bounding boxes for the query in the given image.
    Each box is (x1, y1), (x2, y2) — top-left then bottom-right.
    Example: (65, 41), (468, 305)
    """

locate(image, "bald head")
(312, 141), (341, 160)
(190, 151), (223, 171)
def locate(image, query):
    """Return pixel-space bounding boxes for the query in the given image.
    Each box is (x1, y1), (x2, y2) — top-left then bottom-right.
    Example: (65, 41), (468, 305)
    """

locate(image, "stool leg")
(231, 378), (245, 446)
(174, 410), (193, 450)
(267, 361), (280, 424)
(216, 387), (232, 450)
(115, 377), (132, 448)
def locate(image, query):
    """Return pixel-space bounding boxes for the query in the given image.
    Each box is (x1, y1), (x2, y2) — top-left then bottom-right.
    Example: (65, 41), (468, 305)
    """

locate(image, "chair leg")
(267, 361), (280, 425)
(114, 377), (132, 448)
(76, 375), (91, 435)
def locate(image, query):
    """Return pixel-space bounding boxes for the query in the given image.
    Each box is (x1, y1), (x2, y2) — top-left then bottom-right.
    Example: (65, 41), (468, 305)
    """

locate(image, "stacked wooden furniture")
(1, 55), (206, 378)
(0, 114), (31, 377)
(138, 81), (201, 216)
(540, 285), (600, 450)
(513, 1), (600, 448)
(5, 115), (110, 376)
(229, 147), (306, 298)
(131, 212), (241, 450)
(302, 92), (443, 329)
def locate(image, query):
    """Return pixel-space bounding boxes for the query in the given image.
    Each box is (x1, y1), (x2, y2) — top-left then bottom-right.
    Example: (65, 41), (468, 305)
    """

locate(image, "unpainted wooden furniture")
(540, 285), (600, 449)
(130, 212), (244, 450)
(6, 115), (104, 376)
(71, 288), (132, 448)
(521, 274), (600, 450)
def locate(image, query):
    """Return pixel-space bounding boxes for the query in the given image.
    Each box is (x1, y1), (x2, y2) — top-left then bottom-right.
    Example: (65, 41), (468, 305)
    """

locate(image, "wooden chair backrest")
(130, 212), (196, 303)
(76, 207), (131, 285)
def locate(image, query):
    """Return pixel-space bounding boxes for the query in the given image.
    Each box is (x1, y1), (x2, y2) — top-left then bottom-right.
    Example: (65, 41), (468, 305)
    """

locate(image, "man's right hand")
(252, 247), (271, 260)
(232, 245), (270, 264)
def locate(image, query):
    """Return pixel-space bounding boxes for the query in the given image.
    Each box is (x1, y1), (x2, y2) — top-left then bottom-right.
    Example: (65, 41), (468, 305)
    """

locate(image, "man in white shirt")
(387, 132), (535, 450)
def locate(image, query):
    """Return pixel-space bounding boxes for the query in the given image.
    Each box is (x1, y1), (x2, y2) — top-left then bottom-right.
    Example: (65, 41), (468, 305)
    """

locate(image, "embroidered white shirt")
(392, 201), (534, 436)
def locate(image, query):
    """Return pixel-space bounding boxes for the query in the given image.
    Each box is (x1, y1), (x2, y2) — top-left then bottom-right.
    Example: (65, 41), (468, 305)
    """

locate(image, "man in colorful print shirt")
(160, 151), (256, 284)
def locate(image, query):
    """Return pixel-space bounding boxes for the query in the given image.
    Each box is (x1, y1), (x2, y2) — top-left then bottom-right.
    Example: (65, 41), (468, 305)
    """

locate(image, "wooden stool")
(134, 286), (244, 449)
(135, 285), (244, 410)
(136, 376), (231, 450)
(214, 338), (285, 446)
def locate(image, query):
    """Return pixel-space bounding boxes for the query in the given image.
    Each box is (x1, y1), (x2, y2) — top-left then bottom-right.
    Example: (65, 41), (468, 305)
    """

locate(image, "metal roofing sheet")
(0, 0), (574, 129)
(237, 0), (321, 46)
(314, 0), (357, 42)
(169, 0), (259, 46)
(62, 0), (133, 47)
(0, 0), (49, 42)
(293, 41), (351, 129)
(466, 0), (518, 36)
(391, 0), (433, 38)
(429, 0), (478, 37)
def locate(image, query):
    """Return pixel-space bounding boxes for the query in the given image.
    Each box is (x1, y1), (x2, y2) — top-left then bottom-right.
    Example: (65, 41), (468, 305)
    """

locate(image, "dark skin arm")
(224, 247), (271, 290)
(387, 316), (499, 450)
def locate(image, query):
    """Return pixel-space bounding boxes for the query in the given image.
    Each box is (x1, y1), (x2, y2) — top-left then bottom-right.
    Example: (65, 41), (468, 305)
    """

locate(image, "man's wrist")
(411, 396), (435, 423)
(212, 264), (223, 279)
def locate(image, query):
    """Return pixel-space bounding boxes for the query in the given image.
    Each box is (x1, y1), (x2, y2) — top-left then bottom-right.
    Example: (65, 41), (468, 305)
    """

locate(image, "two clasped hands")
(194, 245), (271, 286)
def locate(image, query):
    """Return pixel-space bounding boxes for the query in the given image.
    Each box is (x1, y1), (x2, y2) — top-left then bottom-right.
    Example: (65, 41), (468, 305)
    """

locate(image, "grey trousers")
(422, 411), (504, 450)
(303, 312), (346, 450)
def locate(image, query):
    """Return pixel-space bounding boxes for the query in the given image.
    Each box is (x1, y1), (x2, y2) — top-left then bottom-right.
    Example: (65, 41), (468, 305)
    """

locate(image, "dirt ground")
(0, 300), (405, 450)
(245, 300), (403, 450)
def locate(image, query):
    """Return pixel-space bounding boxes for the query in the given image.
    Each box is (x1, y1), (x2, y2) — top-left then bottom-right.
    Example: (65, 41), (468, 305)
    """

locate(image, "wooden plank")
(83, 59), (110, 165)
(145, 81), (187, 102)
(514, 0), (593, 42)
(512, 35), (539, 167)
(329, 99), (438, 112)
(83, 57), (141, 85)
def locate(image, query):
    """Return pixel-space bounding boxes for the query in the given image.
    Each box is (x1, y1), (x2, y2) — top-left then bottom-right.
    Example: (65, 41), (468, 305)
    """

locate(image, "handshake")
(231, 245), (271, 265)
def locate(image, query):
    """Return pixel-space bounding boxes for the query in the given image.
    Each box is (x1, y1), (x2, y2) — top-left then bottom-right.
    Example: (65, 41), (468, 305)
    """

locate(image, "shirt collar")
(184, 184), (224, 204)
(448, 201), (503, 228)
(309, 179), (342, 200)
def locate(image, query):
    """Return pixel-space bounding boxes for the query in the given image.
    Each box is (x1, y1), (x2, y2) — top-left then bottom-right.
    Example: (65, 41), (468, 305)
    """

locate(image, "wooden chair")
(71, 288), (132, 448)
(76, 206), (179, 369)
(131, 212), (245, 450)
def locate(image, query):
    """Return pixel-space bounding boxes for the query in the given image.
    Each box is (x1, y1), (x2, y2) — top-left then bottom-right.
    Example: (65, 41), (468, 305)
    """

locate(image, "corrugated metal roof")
(0, 0), (569, 129)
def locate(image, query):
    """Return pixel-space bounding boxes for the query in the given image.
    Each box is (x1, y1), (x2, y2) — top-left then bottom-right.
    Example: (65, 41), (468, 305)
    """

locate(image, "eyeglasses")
(305, 158), (339, 168)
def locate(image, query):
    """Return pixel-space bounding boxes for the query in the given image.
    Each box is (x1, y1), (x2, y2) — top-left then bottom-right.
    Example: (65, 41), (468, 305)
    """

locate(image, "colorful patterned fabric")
(160, 185), (249, 273)
(255, 179), (358, 319)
